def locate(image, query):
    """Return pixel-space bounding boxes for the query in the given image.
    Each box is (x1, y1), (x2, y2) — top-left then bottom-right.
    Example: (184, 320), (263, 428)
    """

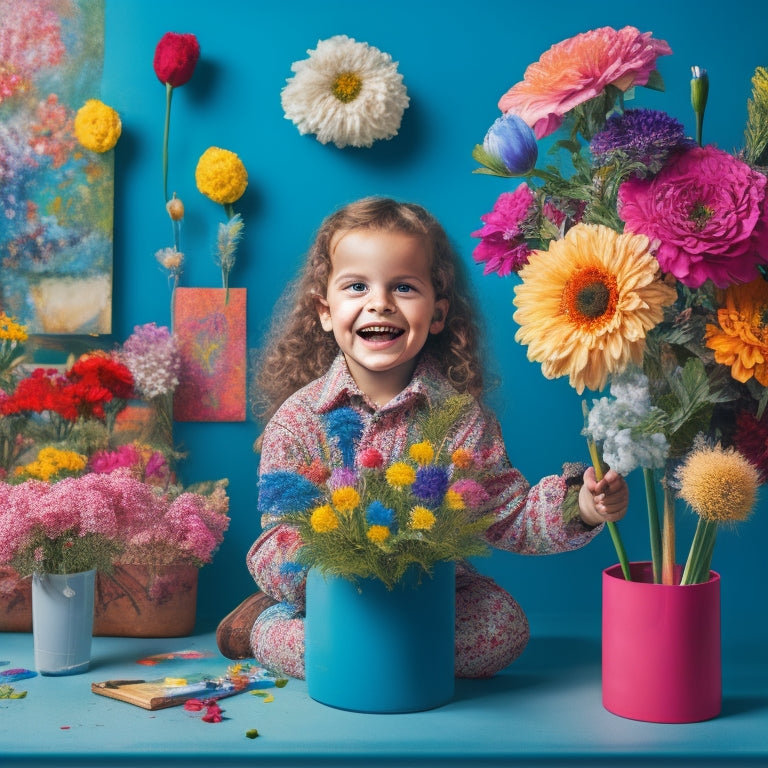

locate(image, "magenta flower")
(450, 479), (490, 509)
(471, 185), (537, 276)
(499, 26), (672, 139)
(619, 145), (768, 288)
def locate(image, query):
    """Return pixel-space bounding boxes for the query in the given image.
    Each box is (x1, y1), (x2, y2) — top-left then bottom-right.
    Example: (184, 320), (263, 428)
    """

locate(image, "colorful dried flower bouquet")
(471, 25), (768, 584)
(260, 397), (494, 590)
(0, 317), (229, 580)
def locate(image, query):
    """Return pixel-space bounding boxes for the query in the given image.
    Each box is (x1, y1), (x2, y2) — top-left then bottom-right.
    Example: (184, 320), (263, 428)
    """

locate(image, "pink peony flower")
(619, 145), (768, 288)
(499, 26), (672, 139)
(471, 184), (536, 276)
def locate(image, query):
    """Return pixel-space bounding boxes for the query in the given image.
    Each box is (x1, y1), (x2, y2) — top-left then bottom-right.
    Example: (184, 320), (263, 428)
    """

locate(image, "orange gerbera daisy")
(704, 278), (768, 386)
(512, 223), (677, 394)
(498, 26), (671, 139)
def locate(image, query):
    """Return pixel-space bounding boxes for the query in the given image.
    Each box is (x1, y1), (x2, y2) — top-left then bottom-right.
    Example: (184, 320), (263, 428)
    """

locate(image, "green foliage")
(745, 66), (768, 166)
(11, 529), (120, 577)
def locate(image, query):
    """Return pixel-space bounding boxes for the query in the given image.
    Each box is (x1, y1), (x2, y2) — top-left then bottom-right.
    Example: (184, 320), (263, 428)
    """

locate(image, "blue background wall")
(102, 0), (768, 639)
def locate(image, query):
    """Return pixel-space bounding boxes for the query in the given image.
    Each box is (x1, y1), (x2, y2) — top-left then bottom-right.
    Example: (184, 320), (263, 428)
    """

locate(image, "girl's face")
(315, 228), (449, 405)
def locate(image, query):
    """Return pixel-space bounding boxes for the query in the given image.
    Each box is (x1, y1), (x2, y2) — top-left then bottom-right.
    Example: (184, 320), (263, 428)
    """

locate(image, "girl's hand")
(578, 466), (629, 527)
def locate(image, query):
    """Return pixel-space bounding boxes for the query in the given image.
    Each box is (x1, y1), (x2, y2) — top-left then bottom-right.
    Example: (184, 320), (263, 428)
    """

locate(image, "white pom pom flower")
(281, 35), (409, 149)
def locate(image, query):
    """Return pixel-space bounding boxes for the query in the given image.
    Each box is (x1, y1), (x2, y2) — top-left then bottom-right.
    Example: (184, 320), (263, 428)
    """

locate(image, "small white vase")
(32, 570), (96, 676)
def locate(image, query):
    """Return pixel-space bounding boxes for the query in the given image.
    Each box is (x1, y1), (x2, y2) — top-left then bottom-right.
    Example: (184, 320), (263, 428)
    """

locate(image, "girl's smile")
(315, 228), (448, 406)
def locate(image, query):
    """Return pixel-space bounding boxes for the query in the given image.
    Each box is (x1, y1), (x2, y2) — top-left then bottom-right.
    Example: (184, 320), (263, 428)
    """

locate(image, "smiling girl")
(236, 197), (628, 679)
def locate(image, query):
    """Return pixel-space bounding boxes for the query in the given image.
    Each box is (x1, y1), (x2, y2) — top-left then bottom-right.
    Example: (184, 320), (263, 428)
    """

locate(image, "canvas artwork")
(172, 287), (247, 422)
(0, 0), (112, 335)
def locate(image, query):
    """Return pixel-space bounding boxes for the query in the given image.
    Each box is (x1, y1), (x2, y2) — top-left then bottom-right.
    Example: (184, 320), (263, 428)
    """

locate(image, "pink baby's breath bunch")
(0, 470), (229, 578)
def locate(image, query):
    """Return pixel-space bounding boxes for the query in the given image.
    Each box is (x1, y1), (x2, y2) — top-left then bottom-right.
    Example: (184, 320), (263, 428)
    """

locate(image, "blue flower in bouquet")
(258, 471), (322, 515)
(324, 407), (364, 466)
(474, 113), (538, 177)
(365, 500), (395, 528)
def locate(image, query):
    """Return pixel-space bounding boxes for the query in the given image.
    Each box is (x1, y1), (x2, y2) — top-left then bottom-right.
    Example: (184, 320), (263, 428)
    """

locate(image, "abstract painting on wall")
(0, 0), (112, 335)
(173, 288), (247, 422)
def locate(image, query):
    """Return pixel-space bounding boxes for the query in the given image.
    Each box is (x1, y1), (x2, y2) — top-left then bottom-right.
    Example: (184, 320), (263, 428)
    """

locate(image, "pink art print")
(172, 288), (247, 422)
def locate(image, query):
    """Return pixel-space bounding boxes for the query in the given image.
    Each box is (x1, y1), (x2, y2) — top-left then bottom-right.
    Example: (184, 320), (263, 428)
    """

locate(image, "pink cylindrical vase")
(602, 561), (721, 723)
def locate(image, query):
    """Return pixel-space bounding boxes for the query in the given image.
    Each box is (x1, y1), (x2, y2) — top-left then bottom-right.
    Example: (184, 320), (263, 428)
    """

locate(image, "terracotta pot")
(0, 565), (32, 632)
(94, 563), (198, 637)
(1, 563), (199, 637)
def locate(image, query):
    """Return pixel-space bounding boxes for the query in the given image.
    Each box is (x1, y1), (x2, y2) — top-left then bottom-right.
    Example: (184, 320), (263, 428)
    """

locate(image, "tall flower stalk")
(195, 146), (248, 303)
(677, 443), (759, 585)
(153, 32), (200, 203)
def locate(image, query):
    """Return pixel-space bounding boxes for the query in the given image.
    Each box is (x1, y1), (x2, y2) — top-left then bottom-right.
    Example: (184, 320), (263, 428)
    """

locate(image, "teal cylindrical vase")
(32, 570), (96, 676)
(305, 561), (455, 713)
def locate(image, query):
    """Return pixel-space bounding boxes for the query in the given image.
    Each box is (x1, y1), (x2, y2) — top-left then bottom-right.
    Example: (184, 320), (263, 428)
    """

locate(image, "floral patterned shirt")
(257, 353), (601, 555)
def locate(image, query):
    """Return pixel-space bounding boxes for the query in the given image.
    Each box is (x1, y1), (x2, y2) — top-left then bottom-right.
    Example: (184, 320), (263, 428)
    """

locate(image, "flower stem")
(643, 467), (662, 584)
(163, 83), (174, 202)
(582, 400), (630, 580)
(681, 518), (717, 585)
(757, 388), (768, 420)
(661, 479), (677, 584)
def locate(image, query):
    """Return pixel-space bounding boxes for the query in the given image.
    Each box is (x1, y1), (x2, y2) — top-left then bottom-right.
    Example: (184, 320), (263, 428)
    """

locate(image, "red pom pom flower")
(153, 32), (200, 88)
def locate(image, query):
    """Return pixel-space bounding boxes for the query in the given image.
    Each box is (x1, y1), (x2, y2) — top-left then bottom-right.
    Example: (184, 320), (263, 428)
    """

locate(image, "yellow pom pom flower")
(366, 525), (391, 544)
(677, 444), (759, 523)
(195, 147), (248, 206)
(445, 490), (465, 510)
(74, 99), (121, 153)
(331, 486), (361, 512)
(385, 461), (416, 488)
(310, 505), (339, 533)
(409, 506), (436, 531)
(409, 441), (434, 465)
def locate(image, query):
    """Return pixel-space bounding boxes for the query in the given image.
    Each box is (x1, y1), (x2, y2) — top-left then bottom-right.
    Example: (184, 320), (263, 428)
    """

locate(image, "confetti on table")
(250, 690), (275, 703)
(0, 668), (37, 682)
(246, 728), (260, 739)
(0, 684), (27, 699)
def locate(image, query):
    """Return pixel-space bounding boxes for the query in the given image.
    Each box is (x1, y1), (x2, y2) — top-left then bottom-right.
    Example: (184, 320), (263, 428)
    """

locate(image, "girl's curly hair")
(252, 197), (488, 424)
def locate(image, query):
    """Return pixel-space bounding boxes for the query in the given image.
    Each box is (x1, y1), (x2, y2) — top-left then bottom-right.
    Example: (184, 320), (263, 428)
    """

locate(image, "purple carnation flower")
(590, 108), (695, 176)
(412, 466), (449, 506)
(328, 466), (358, 490)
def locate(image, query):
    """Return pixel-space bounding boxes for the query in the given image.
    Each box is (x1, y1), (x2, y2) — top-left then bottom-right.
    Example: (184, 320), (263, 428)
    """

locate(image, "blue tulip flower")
(480, 113), (538, 176)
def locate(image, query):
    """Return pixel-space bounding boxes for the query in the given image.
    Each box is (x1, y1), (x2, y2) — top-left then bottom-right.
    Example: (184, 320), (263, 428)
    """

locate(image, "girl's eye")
(348, 282), (367, 293)
(395, 284), (413, 293)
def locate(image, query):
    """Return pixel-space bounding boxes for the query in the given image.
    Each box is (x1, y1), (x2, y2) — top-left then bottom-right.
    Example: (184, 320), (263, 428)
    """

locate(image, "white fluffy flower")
(281, 35), (409, 149)
(584, 368), (670, 476)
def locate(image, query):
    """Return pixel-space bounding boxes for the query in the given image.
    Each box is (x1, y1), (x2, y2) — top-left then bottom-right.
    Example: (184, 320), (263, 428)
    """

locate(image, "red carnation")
(153, 32), (200, 88)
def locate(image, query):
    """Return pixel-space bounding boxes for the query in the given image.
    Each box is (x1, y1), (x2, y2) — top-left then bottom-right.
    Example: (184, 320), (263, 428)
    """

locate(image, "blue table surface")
(1, 621), (767, 768)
